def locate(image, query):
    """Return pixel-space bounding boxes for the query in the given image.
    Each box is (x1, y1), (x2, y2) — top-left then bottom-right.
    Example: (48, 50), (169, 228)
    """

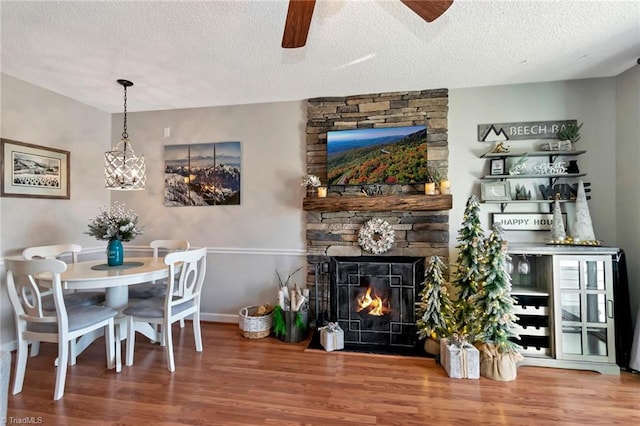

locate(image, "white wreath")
(358, 219), (395, 254)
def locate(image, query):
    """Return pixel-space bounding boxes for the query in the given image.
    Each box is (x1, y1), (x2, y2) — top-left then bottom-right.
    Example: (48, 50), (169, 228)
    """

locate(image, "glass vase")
(107, 239), (124, 266)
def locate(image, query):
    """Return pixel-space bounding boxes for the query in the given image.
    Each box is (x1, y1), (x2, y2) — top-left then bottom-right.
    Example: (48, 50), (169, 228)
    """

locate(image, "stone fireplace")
(304, 89), (450, 353)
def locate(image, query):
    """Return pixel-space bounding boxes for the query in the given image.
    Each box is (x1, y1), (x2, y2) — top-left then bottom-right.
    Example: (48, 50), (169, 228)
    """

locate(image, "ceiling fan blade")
(282, 0), (317, 48)
(400, 0), (454, 23)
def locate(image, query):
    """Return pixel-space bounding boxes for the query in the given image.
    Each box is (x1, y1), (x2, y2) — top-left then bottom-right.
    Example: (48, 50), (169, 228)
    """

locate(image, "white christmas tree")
(452, 195), (486, 335)
(470, 224), (520, 353)
(416, 256), (454, 341)
(573, 180), (596, 241)
(549, 197), (566, 242)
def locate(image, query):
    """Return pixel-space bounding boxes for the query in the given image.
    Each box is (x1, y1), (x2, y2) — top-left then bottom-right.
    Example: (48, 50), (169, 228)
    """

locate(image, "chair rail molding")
(85, 245), (307, 257)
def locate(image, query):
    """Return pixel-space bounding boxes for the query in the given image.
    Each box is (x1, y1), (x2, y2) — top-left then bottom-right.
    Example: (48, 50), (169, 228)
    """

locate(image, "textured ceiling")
(1, 0), (639, 113)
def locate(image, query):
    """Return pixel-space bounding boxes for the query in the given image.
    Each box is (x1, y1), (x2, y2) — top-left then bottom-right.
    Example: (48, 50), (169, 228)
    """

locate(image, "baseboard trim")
(201, 313), (238, 324)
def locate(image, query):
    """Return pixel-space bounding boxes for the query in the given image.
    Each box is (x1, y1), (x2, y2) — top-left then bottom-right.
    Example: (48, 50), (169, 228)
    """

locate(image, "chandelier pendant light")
(105, 79), (146, 190)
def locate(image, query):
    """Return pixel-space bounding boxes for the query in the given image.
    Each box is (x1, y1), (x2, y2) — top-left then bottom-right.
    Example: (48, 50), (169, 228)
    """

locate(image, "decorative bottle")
(107, 239), (124, 266)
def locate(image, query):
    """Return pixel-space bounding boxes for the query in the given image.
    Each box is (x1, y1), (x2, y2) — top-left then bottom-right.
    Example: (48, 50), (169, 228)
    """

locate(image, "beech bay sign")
(478, 120), (578, 142)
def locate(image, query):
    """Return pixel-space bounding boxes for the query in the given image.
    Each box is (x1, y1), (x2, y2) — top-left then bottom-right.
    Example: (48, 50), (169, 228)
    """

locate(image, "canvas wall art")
(164, 141), (241, 207)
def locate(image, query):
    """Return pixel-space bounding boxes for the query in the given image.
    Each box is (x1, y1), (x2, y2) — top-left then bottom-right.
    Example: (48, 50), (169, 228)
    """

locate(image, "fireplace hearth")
(312, 256), (425, 355)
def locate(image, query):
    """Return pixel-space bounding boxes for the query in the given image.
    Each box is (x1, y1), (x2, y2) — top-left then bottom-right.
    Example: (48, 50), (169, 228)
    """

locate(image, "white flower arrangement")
(358, 218), (395, 254)
(301, 174), (321, 188)
(86, 202), (143, 242)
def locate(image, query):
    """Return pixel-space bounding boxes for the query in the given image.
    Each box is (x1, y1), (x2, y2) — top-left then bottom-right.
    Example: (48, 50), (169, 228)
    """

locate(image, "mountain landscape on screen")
(327, 126), (428, 185)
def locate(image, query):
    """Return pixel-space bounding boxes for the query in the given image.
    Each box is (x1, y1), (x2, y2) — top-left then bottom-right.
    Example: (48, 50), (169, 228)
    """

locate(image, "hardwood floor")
(6, 322), (640, 425)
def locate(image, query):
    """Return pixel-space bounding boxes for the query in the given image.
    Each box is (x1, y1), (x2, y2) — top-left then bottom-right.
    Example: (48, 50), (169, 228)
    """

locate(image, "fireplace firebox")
(325, 256), (424, 353)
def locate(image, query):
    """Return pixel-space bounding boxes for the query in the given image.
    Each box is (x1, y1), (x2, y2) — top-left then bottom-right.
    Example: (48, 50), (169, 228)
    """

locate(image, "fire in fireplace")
(327, 256), (424, 352)
(355, 285), (391, 316)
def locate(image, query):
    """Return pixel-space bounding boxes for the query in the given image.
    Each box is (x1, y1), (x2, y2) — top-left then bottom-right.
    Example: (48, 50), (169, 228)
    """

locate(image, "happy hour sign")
(491, 213), (567, 231)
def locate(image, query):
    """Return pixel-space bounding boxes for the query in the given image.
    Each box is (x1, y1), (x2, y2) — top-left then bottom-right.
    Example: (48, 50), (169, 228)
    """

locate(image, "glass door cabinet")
(553, 255), (615, 364)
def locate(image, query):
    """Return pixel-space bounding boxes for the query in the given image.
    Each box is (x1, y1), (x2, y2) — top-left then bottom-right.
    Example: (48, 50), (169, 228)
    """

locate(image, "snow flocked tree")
(470, 224), (523, 381)
(451, 195), (486, 336)
(416, 255), (454, 353)
(470, 224), (520, 351)
(549, 196), (566, 242)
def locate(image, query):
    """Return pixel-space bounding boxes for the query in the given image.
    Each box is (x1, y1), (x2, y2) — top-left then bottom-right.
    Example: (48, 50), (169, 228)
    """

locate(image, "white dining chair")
(124, 247), (207, 372)
(6, 257), (118, 400)
(23, 244), (106, 310)
(128, 239), (190, 300)
(128, 239), (190, 329)
(22, 243), (106, 362)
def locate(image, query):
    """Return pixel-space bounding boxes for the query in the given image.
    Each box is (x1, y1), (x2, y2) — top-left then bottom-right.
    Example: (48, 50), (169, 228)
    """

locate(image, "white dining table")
(42, 256), (172, 371)
(59, 256), (169, 309)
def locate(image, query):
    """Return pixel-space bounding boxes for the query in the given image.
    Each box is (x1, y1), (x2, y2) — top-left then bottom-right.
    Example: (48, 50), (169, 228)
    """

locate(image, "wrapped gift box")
(320, 323), (344, 352)
(440, 337), (480, 379)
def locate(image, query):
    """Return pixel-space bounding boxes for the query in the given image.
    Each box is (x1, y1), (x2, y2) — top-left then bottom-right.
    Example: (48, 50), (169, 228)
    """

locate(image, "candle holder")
(424, 182), (436, 195)
(439, 180), (451, 195)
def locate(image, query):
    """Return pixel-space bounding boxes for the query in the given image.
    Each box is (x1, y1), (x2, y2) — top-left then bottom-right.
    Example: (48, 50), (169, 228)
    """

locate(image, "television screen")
(326, 125), (428, 185)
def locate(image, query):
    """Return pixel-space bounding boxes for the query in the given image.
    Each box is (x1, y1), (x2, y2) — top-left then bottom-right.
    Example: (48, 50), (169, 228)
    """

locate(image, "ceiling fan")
(282, 0), (454, 48)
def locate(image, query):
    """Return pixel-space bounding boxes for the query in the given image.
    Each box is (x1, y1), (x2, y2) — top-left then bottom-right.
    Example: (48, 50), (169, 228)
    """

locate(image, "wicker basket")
(238, 306), (273, 339)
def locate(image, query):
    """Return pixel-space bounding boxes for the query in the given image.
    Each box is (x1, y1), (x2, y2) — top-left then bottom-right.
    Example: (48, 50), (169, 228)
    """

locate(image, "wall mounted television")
(326, 125), (428, 185)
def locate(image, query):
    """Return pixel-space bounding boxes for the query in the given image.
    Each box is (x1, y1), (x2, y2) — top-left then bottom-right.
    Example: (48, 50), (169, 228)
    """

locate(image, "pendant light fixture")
(105, 79), (146, 190)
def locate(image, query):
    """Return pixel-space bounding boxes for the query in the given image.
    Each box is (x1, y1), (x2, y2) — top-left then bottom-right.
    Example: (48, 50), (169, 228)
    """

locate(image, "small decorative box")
(440, 337), (480, 379)
(320, 322), (344, 352)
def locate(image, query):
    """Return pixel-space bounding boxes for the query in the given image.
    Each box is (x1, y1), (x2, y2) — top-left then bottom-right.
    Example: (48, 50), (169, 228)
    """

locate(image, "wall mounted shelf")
(480, 149), (589, 212)
(481, 150), (586, 158)
(483, 173), (586, 180)
(302, 194), (452, 212)
(483, 199), (574, 205)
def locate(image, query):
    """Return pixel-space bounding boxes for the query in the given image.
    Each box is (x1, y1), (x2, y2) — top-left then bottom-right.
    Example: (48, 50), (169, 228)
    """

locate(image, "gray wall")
(2, 69), (638, 348)
(615, 65), (640, 327)
(449, 75), (638, 328)
(449, 78), (617, 248)
(108, 102), (308, 321)
(1, 74), (111, 347)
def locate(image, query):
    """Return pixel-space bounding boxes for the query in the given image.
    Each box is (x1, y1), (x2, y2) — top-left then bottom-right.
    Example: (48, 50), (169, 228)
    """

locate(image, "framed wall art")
(481, 181), (511, 201)
(490, 158), (505, 175)
(1, 138), (70, 199)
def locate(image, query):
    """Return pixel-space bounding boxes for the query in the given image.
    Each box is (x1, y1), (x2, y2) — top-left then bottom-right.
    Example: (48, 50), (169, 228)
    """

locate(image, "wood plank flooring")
(6, 322), (640, 425)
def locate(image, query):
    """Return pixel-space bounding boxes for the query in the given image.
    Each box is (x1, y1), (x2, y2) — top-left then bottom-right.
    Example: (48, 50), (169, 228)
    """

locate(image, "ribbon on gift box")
(448, 341), (475, 379)
(319, 322), (341, 333)
(449, 333), (467, 347)
(319, 322), (342, 349)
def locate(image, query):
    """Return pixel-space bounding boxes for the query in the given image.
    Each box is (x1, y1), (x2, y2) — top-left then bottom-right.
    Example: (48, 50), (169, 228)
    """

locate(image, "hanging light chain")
(122, 84), (128, 139)
(105, 79), (146, 191)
